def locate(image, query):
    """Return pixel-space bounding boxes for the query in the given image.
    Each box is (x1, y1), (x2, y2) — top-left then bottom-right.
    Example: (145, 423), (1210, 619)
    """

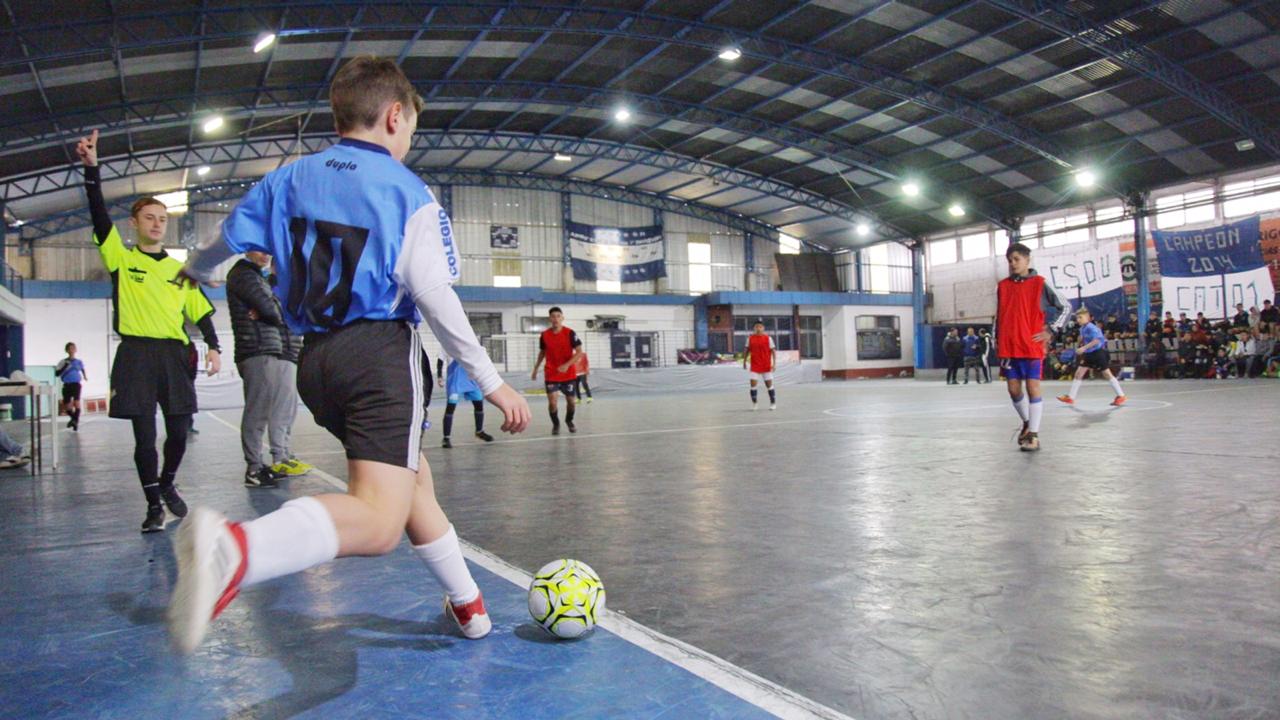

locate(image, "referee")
(76, 130), (222, 534)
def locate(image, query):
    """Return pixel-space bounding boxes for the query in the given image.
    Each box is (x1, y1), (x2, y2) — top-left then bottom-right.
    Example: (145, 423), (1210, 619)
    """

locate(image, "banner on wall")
(1153, 216), (1276, 318)
(490, 225), (519, 249)
(1261, 216), (1280, 297)
(567, 221), (666, 282)
(1035, 241), (1127, 318)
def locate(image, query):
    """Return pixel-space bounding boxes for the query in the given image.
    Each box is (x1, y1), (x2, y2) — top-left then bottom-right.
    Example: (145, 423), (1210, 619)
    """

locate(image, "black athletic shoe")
(566, 421), (576, 434)
(442, 437), (453, 449)
(142, 505), (165, 533)
(475, 431), (494, 442)
(244, 467), (279, 488)
(160, 486), (188, 518)
(551, 425), (560, 436)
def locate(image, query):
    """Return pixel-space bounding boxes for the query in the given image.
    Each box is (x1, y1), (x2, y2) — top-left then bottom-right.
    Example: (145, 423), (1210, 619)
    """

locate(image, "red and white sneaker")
(444, 592), (492, 639)
(168, 507), (247, 655)
(1110, 395), (1127, 406)
(1056, 394), (1074, 405)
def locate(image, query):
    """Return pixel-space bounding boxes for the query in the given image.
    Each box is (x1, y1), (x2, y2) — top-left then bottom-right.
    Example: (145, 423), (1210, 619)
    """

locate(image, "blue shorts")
(1000, 358), (1043, 381)
(447, 390), (484, 404)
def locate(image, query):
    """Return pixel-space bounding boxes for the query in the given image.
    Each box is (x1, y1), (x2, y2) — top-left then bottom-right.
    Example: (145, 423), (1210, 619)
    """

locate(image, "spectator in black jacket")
(943, 328), (963, 385)
(1260, 300), (1279, 331)
(1232, 303), (1250, 329)
(227, 252), (311, 487)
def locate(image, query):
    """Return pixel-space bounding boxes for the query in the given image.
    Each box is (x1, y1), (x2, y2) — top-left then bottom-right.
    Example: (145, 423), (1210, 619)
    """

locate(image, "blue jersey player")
(168, 56), (531, 654)
(1057, 307), (1127, 407)
(437, 356), (494, 448)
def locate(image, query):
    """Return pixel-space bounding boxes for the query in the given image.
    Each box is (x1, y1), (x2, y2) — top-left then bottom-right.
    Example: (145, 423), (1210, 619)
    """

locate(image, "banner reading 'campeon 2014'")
(1152, 216), (1276, 318)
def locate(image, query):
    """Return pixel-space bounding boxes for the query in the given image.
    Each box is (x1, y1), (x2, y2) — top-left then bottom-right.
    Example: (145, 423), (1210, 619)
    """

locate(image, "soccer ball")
(527, 559), (606, 639)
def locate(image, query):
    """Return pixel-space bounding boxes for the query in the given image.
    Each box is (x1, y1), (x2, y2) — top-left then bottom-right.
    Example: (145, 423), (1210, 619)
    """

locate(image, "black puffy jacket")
(226, 259), (285, 363)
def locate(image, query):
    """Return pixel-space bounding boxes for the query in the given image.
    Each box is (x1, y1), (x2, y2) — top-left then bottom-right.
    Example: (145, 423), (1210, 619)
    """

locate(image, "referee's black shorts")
(109, 337), (198, 418)
(298, 320), (432, 471)
(1081, 348), (1111, 371)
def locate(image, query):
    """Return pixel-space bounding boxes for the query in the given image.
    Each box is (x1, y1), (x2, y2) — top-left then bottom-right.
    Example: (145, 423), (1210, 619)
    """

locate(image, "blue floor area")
(0, 422), (773, 720)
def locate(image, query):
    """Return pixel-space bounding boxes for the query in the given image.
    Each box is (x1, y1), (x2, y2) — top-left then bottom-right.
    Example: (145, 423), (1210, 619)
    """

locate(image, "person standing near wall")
(531, 307), (584, 434)
(962, 327), (980, 384)
(977, 328), (992, 383)
(744, 320), (777, 410)
(75, 129), (222, 534)
(55, 342), (87, 431)
(573, 350), (593, 403)
(943, 328), (963, 385)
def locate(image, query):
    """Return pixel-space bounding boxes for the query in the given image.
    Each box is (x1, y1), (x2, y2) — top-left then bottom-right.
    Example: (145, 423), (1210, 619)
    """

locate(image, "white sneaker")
(168, 507), (247, 655)
(769, 403), (777, 411)
(750, 403), (758, 412)
(445, 592), (492, 639)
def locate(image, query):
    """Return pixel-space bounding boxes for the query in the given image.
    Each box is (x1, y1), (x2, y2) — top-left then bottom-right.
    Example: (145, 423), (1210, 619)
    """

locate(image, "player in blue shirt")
(437, 356), (495, 448)
(169, 56), (531, 655)
(55, 342), (88, 431)
(1057, 307), (1127, 406)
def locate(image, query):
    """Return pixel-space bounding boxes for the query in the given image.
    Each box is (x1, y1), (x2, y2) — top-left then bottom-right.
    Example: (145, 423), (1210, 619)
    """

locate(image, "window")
(1156, 188), (1215, 229)
(732, 315), (800, 354)
(1223, 175), (1280, 218)
(1020, 222), (1040, 248)
(994, 229), (1010, 248)
(961, 232), (990, 260)
(688, 241), (711, 293)
(854, 315), (901, 360)
(779, 233), (801, 254)
(596, 279), (622, 293)
(866, 242), (891, 293)
(1095, 205), (1130, 239)
(1040, 217), (1067, 247)
(798, 315), (823, 359)
(493, 275), (521, 287)
(929, 237), (957, 265)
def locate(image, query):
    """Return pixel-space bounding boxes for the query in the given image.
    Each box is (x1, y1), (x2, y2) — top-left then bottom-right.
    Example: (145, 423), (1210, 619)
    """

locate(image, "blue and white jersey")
(1079, 322), (1106, 352)
(56, 358), (86, 384)
(218, 138), (460, 335)
(445, 358), (481, 397)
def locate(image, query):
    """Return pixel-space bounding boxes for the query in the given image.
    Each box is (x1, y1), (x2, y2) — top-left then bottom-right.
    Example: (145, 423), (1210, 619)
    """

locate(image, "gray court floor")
(8, 378), (1280, 719)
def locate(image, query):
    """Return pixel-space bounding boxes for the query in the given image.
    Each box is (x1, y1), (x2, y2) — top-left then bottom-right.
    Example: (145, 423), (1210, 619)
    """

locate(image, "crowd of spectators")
(1045, 300), (1280, 380)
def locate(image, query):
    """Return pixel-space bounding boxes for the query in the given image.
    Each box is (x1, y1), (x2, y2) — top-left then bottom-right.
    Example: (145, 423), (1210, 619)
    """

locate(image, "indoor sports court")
(2, 3), (1278, 719)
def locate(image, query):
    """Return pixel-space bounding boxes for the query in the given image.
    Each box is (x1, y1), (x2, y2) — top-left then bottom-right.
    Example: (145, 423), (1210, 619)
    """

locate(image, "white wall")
(820, 305), (914, 373)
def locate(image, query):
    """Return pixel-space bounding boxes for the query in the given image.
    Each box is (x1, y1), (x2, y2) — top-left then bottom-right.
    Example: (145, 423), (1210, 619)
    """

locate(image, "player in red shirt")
(743, 320), (777, 410)
(573, 350), (593, 403)
(996, 243), (1070, 451)
(531, 307), (584, 434)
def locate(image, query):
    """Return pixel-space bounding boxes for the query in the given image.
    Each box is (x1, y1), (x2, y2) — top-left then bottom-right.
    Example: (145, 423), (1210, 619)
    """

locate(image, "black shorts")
(298, 321), (432, 471)
(61, 382), (82, 403)
(1081, 349), (1110, 371)
(109, 338), (197, 418)
(545, 381), (577, 397)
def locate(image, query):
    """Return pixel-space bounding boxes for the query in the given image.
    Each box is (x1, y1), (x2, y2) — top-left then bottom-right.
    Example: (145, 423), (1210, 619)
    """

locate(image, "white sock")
(241, 496), (339, 588)
(413, 525), (479, 605)
(1069, 379), (1082, 398)
(1108, 376), (1124, 396)
(1029, 398), (1044, 433)
(1011, 395), (1029, 422)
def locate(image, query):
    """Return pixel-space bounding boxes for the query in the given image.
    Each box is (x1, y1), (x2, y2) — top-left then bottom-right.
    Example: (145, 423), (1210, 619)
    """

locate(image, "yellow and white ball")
(527, 559), (606, 639)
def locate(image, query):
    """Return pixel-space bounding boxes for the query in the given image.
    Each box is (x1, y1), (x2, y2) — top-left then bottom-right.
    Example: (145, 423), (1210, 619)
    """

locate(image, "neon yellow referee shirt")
(96, 225), (214, 342)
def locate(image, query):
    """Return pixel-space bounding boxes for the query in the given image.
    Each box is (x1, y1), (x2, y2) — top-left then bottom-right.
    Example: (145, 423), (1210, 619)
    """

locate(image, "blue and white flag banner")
(568, 221), (666, 282)
(1037, 241), (1127, 318)
(1153, 216), (1276, 317)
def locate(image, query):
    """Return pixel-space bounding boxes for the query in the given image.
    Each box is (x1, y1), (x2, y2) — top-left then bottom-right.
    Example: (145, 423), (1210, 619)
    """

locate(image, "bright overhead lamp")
(614, 107), (632, 123)
(1235, 138), (1255, 152)
(948, 203), (966, 217)
(855, 223), (870, 237)
(902, 181), (920, 197)
(154, 190), (189, 214)
(201, 115), (225, 134)
(718, 47), (741, 61)
(195, 165), (211, 177)
(553, 153), (572, 162)
(253, 33), (276, 53)
(1074, 169), (1096, 188)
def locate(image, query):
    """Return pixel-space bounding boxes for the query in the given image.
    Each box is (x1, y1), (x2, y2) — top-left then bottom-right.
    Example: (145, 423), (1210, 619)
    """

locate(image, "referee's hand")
(486, 384), (530, 434)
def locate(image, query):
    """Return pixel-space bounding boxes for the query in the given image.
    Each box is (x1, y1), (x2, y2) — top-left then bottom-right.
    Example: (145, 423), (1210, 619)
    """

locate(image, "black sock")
(750, 388), (758, 403)
(768, 388), (776, 403)
(566, 405), (575, 424)
(443, 403), (457, 438)
(131, 416), (159, 504)
(549, 408), (559, 428)
(473, 400), (484, 433)
(161, 414), (190, 479)
(581, 377), (592, 398)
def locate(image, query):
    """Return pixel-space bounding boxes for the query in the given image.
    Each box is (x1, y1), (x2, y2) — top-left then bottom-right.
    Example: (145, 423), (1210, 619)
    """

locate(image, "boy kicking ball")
(1057, 308), (1127, 407)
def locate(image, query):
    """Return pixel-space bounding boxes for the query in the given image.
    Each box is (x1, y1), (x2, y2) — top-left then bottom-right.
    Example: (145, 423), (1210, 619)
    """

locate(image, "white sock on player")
(241, 496), (339, 587)
(413, 524), (479, 605)
(1069, 378), (1082, 398)
(1108, 376), (1124, 396)
(1011, 394), (1029, 422)
(1028, 397), (1044, 432)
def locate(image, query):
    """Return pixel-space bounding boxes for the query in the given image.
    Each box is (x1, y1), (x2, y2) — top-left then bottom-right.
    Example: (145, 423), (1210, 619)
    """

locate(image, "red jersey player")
(531, 306), (584, 434)
(996, 243), (1070, 451)
(743, 320), (777, 410)
(573, 350), (593, 403)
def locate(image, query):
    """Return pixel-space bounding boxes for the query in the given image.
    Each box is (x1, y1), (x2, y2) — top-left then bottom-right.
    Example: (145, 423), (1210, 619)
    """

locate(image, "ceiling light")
(1074, 169), (1096, 188)
(718, 47), (741, 61)
(12, 219), (24, 227)
(253, 33), (276, 53)
(902, 181), (920, 197)
(196, 165), (211, 177)
(1235, 138), (1255, 152)
(856, 223), (870, 237)
(553, 153), (572, 162)
(201, 115), (225, 134)
(154, 190), (189, 214)
(948, 203), (965, 217)
(614, 107), (632, 123)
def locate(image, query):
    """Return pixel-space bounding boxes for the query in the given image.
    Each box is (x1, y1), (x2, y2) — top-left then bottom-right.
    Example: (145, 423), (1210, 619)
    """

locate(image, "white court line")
(204, 411), (854, 720)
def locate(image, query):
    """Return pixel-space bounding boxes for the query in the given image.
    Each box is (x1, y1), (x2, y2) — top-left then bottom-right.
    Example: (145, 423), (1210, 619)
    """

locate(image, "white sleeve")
(768, 336), (776, 350)
(394, 203), (502, 395)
